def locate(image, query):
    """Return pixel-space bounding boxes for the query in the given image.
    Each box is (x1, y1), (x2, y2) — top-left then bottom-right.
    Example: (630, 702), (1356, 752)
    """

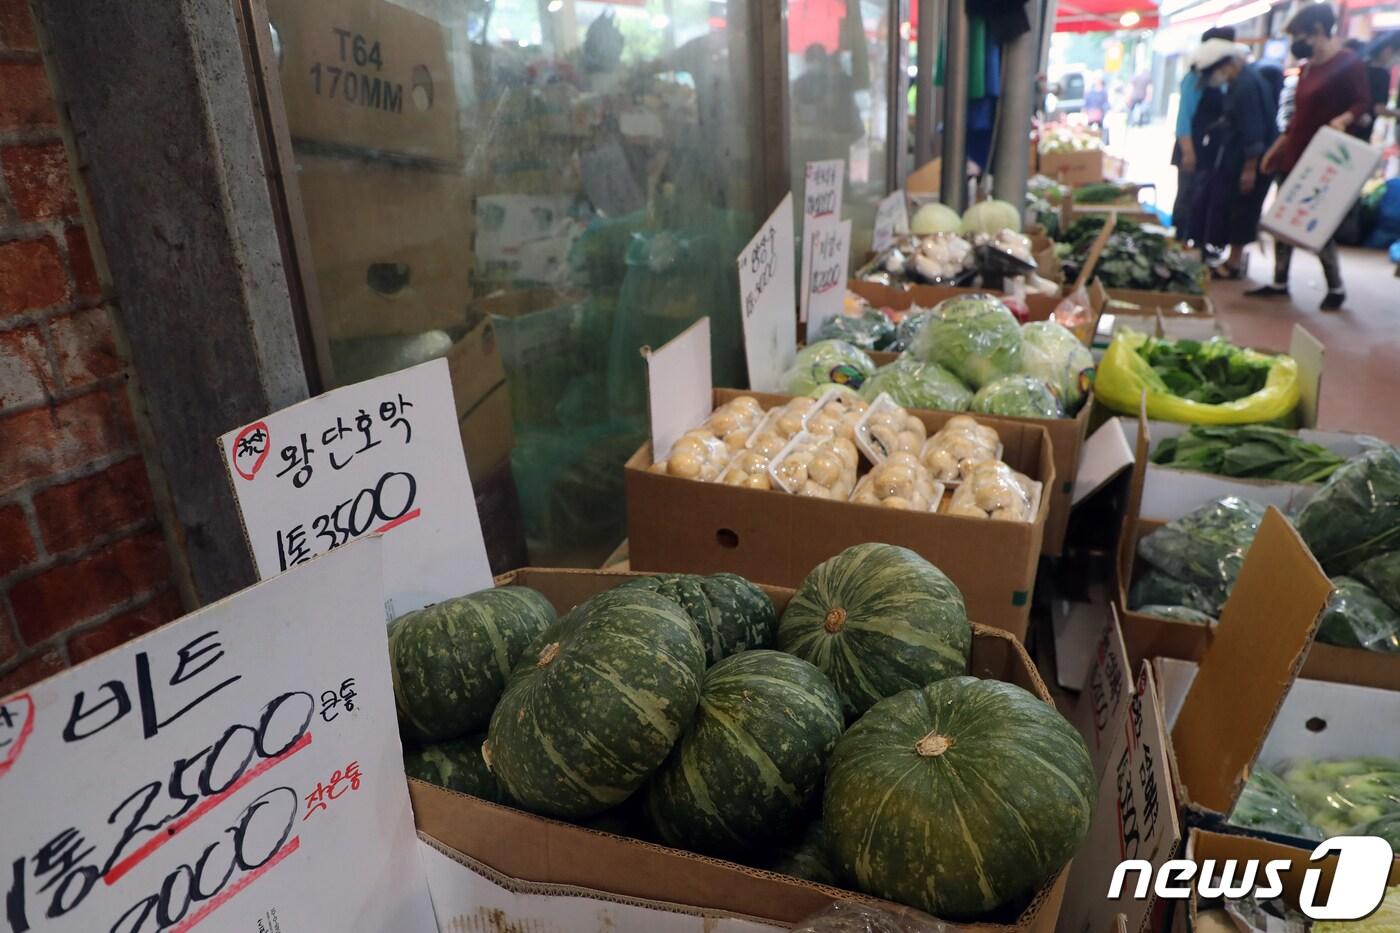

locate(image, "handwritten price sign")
(219, 358), (491, 620)
(803, 219), (852, 343)
(737, 194), (796, 393)
(0, 538), (437, 933)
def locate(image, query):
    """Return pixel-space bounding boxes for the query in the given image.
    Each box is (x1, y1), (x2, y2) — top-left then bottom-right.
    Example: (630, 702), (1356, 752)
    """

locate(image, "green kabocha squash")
(403, 734), (508, 803)
(824, 677), (1095, 919)
(618, 572), (778, 665)
(778, 543), (971, 719)
(389, 587), (556, 743)
(646, 650), (844, 855)
(484, 588), (705, 820)
(765, 821), (838, 886)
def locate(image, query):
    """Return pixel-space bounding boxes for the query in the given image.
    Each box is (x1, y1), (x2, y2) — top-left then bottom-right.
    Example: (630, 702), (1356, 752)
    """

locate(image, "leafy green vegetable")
(1317, 577), (1400, 653)
(1359, 812), (1400, 848)
(971, 375), (1064, 419)
(781, 340), (876, 397)
(1130, 570), (1218, 616)
(1151, 425), (1346, 483)
(1135, 337), (1273, 405)
(1072, 182), (1130, 204)
(1020, 321), (1094, 414)
(817, 308), (896, 351)
(1135, 497), (1266, 617)
(1229, 767), (1323, 840)
(1354, 551), (1400, 615)
(1059, 216), (1206, 294)
(1282, 757), (1400, 836)
(1295, 447), (1400, 574)
(1135, 605), (1217, 625)
(908, 294), (1023, 389)
(858, 358), (973, 412)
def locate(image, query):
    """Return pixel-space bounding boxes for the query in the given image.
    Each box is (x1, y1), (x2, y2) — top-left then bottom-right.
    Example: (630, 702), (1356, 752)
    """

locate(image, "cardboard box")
(1039, 150), (1106, 188)
(626, 389), (1054, 641)
(1262, 126), (1383, 253)
(410, 567), (1070, 932)
(298, 154), (473, 340)
(268, 0), (460, 163)
(445, 315), (513, 484)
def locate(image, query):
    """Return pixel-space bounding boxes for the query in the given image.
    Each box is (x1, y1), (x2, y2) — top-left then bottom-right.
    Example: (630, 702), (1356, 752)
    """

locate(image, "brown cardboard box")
(444, 317), (512, 485)
(268, 0), (460, 162)
(410, 567), (1071, 932)
(298, 154), (473, 339)
(1102, 288), (1216, 319)
(849, 279), (1096, 558)
(626, 389), (1054, 641)
(1039, 150), (1106, 188)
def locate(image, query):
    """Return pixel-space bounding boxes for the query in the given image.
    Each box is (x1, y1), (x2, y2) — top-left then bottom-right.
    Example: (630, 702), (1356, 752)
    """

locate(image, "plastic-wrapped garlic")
(850, 454), (941, 511)
(921, 416), (1002, 483)
(856, 394), (928, 462)
(699, 395), (765, 452)
(945, 460), (1035, 521)
(768, 431), (857, 498)
(652, 430), (732, 483)
(718, 449), (773, 491)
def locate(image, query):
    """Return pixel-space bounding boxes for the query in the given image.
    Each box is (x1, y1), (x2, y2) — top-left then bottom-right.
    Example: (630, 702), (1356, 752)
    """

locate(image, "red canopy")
(1055, 0), (1158, 32)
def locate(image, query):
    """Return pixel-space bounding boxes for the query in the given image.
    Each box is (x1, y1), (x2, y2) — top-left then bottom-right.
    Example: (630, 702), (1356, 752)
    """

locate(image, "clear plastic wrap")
(891, 308), (936, 352)
(818, 305), (897, 351)
(806, 387), (871, 444)
(768, 432), (857, 500)
(648, 430), (733, 482)
(1317, 576), (1400, 654)
(908, 233), (975, 283)
(850, 453), (944, 512)
(748, 397), (819, 457)
(1295, 446), (1400, 574)
(908, 294), (1024, 390)
(1135, 604), (1217, 626)
(970, 375), (1065, 420)
(1134, 496), (1266, 617)
(791, 901), (955, 933)
(1129, 570), (1219, 617)
(919, 416), (1002, 484)
(1282, 756), (1400, 837)
(945, 461), (1038, 522)
(855, 394), (929, 463)
(782, 340), (878, 397)
(858, 358), (974, 413)
(718, 449), (775, 491)
(696, 395), (766, 454)
(1228, 767), (1323, 840)
(1020, 320), (1095, 414)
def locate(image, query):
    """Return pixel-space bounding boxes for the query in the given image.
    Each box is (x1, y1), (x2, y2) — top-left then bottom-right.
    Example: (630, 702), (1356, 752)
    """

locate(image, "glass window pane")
(265, 0), (758, 568)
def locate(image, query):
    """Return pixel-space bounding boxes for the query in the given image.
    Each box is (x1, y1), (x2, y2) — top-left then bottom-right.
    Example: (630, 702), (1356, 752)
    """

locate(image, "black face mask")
(1291, 38), (1314, 59)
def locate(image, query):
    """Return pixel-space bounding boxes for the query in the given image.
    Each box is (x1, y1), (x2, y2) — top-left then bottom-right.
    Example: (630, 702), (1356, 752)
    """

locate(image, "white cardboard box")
(1262, 126), (1384, 253)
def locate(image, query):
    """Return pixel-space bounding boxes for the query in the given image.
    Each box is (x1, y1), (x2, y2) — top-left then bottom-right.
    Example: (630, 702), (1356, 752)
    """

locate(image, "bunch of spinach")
(1058, 216), (1206, 294)
(1131, 496), (1267, 617)
(1136, 336), (1272, 404)
(1151, 425), (1347, 483)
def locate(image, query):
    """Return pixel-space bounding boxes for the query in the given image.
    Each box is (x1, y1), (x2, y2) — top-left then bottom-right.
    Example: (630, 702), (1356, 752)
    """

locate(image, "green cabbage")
(910, 202), (963, 235)
(1020, 321), (1095, 414)
(971, 375), (1064, 419)
(858, 358), (973, 412)
(781, 340), (876, 396)
(961, 199), (1022, 235)
(1317, 576), (1400, 653)
(909, 294), (1023, 389)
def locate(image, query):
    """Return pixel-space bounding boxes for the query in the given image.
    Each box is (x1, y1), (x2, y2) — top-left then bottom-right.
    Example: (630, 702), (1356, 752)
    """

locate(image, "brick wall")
(0, 0), (182, 694)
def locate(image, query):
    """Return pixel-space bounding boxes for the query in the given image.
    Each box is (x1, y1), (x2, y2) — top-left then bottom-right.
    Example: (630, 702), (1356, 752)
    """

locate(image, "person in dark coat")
(1190, 40), (1279, 279)
(1173, 26), (1237, 242)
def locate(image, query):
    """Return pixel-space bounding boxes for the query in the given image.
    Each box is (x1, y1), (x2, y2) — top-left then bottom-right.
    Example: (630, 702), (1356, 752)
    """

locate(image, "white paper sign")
(1261, 126), (1382, 252)
(799, 160), (845, 321)
(737, 194), (797, 393)
(645, 318), (713, 462)
(0, 537), (438, 933)
(1076, 606), (1134, 780)
(872, 190), (909, 254)
(1061, 661), (1180, 933)
(803, 220), (852, 342)
(219, 358), (491, 620)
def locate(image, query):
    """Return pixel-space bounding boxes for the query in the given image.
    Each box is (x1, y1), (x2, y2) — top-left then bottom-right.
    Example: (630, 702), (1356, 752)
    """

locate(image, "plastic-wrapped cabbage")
(971, 375), (1064, 420)
(1020, 321), (1095, 414)
(1295, 446), (1400, 574)
(1130, 570), (1218, 617)
(1317, 576), (1400, 653)
(891, 309), (935, 352)
(909, 294), (1024, 389)
(818, 307), (896, 351)
(909, 202), (963, 236)
(1136, 605), (1217, 626)
(859, 359), (973, 413)
(1135, 497), (1266, 617)
(1282, 757), (1400, 836)
(782, 340), (877, 397)
(1229, 767), (1323, 840)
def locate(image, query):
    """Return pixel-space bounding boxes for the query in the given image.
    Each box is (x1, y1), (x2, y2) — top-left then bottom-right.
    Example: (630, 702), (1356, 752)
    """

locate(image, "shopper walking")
(1190, 41), (1280, 279)
(1172, 27), (1236, 242)
(1249, 4), (1371, 310)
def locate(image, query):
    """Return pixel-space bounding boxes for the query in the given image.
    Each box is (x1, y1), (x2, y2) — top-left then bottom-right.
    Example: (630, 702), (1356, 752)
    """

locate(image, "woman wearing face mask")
(1190, 41), (1280, 280)
(1250, 3), (1371, 310)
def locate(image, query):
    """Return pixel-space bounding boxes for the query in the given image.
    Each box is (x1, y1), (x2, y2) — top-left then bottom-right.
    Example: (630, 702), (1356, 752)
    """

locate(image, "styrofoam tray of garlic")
(919, 415), (1004, 486)
(942, 460), (1042, 522)
(854, 393), (929, 464)
(766, 430), (859, 500)
(849, 452), (946, 512)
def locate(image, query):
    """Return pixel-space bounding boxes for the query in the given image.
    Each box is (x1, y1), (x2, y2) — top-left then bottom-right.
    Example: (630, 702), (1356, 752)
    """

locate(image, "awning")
(1055, 0), (1159, 33)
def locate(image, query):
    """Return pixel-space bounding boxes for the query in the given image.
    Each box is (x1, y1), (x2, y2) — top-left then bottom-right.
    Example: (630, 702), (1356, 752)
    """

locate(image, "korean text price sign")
(219, 358), (492, 619)
(738, 193), (797, 393)
(0, 538), (438, 933)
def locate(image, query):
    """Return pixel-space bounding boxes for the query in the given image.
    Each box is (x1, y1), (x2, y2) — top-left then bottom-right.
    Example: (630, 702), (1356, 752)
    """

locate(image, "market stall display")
(1057, 216), (1206, 294)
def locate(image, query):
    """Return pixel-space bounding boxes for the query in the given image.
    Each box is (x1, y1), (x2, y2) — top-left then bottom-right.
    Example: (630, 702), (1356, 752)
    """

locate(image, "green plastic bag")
(1094, 329), (1301, 425)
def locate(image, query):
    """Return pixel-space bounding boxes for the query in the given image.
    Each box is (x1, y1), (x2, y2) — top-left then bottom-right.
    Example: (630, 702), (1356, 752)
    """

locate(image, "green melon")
(618, 572), (778, 665)
(823, 677), (1095, 919)
(777, 543), (971, 719)
(389, 587), (556, 743)
(646, 650), (844, 855)
(403, 734), (508, 803)
(765, 822), (838, 886)
(484, 588), (705, 820)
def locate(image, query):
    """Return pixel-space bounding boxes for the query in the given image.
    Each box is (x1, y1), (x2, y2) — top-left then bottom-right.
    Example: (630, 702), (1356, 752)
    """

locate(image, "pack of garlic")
(855, 393), (928, 462)
(699, 395), (765, 453)
(944, 460), (1037, 521)
(850, 452), (943, 511)
(768, 431), (858, 500)
(718, 449), (774, 491)
(647, 430), (733, 482)
(921, 415), (1002, 483)
(747, 396), (818, 458)
(803, 387), (870, 443)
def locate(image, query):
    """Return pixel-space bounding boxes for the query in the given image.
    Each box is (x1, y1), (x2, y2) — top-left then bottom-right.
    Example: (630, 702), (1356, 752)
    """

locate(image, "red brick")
(0, 325), (52, 410)
(0, 236), (68, 318)
(2, 142), (78, 222)
(50, 307), (120, 389)
(0, 0), (38, 51)
(0, 649), (65, 696)
(0, 388), (136, 496)
(0, 607), (16, 665)
(33, 456), (153, 554)
(0, 503), (36, 578)
(64, 226), (100, 301)
(0, 61), (55, 129)
(10, 529), (170, 644)
(68, 588), (183, 664)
